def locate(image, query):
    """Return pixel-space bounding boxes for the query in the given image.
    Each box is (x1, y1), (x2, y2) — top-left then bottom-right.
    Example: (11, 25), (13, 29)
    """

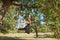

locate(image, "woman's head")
(27, 18), (30, 21)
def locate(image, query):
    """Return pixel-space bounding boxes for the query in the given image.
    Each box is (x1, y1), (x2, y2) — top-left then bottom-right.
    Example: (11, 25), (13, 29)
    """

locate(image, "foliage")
(39, 0), (60, 38)
(2, 5), (17, 32)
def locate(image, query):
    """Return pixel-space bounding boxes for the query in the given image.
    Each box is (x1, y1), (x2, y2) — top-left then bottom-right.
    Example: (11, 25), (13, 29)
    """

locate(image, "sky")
(32, 9), (46, 25)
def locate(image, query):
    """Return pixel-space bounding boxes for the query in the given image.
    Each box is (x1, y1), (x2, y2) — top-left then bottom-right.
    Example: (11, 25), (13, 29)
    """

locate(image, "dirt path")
(0, 33), (59, 40)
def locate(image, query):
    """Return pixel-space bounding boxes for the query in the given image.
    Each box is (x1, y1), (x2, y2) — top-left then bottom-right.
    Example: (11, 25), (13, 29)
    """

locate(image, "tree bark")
(35, 26), (38, 37)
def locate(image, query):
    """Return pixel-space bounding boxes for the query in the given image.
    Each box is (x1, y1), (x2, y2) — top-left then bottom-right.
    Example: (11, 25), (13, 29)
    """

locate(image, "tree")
(0, 0), (13, 30)
(39, 0), (60, 38)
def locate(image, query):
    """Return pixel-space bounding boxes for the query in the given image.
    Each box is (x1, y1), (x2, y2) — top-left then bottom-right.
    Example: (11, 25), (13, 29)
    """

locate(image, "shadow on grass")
(34, 34), (54, 38)
(0, 36), (26, 40)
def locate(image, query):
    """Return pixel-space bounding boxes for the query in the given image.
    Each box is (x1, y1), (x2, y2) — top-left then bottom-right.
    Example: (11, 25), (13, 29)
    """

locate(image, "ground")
(0, 33), (60, 40)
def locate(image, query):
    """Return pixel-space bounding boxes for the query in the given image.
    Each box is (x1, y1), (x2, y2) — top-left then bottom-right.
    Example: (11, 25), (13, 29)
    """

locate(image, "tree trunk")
(0, 0), (12, 31)
(34, 25), (38, 37)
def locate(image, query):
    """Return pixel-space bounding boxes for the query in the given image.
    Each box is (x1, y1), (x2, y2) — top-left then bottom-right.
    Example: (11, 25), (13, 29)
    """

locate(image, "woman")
(25, 17), (31, 34)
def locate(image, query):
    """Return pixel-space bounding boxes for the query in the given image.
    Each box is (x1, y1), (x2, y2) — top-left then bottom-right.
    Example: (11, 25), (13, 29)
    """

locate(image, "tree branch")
(11, 2), (41, 8)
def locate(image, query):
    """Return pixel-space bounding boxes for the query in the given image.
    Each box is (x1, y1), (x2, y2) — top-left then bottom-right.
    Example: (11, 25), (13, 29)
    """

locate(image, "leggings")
(25, 24), (30, 34)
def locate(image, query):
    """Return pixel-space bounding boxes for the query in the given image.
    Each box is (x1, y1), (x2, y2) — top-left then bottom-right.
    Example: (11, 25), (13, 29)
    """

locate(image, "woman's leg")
(25, 24), (30, 34)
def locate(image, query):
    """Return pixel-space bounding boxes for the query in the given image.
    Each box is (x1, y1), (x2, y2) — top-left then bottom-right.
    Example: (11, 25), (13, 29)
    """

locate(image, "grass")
(0, 33), (59, 40)
(0, 36), (27, 40)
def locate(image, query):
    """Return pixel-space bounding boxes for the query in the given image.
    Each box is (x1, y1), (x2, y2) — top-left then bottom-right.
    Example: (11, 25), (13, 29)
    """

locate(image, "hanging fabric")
(16, 15), (27, 29)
